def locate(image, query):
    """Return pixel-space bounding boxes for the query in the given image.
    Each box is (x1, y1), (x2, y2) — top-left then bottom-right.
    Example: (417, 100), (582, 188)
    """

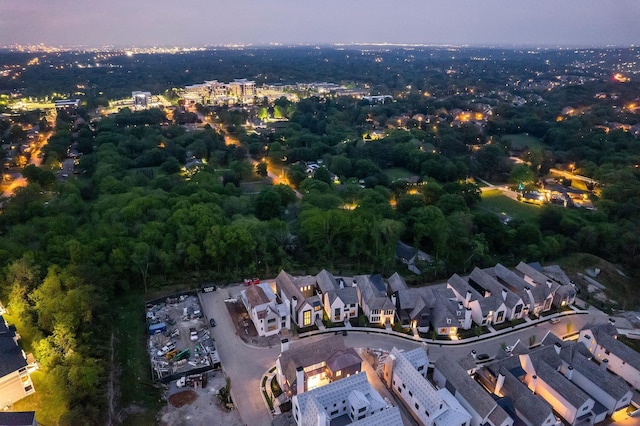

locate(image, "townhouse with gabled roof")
(447, 272), (509, 326)
(354, 275), (395, 326)
(513, 262), (560, 313)
(276, 270), (323, 328)
(469, 268), (525, 322)
(540, 264), (577, 307)
(579, 323), (640, 389)
(276, 335), (362, 397)
(546, 333), (633, 420)
(520, 347), (596, 425)
(382, 347), (472, 426)
(292, 371), (402, 426)
(240, 283), (290, 337)
(477, 355), (559, 426)
(433, 357), (514, 426)
(389, 273), (472, 335)
(484, 263), (547, 317)
(315, 269), (358, 323)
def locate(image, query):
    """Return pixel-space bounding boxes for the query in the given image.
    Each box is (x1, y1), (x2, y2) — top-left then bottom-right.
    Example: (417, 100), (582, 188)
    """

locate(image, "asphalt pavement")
(198, 284), (619, 426)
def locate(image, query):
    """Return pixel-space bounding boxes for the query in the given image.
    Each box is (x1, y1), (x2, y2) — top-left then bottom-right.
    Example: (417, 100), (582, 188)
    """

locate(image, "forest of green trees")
(0, 46), (639, 423)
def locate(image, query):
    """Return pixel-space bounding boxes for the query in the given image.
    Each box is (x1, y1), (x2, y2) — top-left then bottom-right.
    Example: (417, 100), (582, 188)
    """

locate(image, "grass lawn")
(384, 167), (415, 181)
(477, 189), (540, 222)
(503, 133), (547, 150)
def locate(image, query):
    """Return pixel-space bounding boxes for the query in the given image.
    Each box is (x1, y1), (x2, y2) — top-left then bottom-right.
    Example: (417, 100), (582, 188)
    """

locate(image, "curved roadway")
(199, 284), (614, 426)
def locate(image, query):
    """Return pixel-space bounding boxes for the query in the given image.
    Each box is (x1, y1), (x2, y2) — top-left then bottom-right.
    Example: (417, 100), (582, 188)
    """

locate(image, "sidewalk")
(297, 309), (588, 346)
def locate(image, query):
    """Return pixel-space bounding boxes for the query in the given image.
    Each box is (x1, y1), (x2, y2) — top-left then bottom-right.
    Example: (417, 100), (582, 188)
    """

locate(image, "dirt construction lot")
(159, 372), (244, 426)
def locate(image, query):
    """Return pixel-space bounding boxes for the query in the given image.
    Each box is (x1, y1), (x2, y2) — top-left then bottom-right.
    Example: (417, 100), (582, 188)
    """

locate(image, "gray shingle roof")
(355, 275), (395, 312)
(0, 411), (36, 426)
(564, 345), (630, 400)
(0, 316), (27, 378)
(326, 347), (362, 373)
(336, 286), (358, 305)
(434, 357), (499, 419)
(533, 360), (591, 408)
(279, 335), (347, 388)
(387, 272), (408, 293)
(315, 269), (338, 294)
(589, 323), (640, 371)
(500, 370), (554, 425)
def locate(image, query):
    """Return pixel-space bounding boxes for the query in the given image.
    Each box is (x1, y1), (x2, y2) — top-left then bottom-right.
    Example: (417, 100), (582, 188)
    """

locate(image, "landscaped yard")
(477, 189), (540, 222)
(503, 133), (547, 150)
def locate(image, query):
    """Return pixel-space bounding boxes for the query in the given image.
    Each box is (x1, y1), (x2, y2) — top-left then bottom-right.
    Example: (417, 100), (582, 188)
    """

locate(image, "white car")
(157, 341), (176, 356)
(190, 327), (198, 341)
(550, 318), (560, 324)
(504, 345), (513, 354)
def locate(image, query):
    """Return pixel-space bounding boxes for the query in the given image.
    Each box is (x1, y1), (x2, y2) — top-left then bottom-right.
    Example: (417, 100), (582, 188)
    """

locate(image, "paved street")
(199, 284), (619, 426)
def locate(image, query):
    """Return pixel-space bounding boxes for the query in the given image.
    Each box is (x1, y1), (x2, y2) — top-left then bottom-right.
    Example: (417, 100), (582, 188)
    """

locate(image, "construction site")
(146, 291), (220, 383)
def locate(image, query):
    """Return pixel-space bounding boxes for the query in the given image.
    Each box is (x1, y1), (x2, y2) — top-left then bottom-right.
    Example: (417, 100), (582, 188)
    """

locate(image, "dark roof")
(244, 284), (271, 308)
(434, 357), (500, 419)
(279, 335), (347, 387)
(0, 412), (36, 426)
(0, 316), (27, 378)
(387, 272), (408, 293)
(326, 348), (362, 373)
(588, 324), (640, 371)
(534, 360), (591, 408)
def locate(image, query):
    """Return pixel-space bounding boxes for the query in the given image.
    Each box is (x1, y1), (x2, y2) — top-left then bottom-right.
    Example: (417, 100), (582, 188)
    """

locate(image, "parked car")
(209, 318), (216, 327)
(477, 353), (490, 361)
(504, 345), (514, 354)
(244, 278), (260, 286)
(549, 317), (560, 324)
(157, 341), (176, 357)
(190, 327), (198, 341)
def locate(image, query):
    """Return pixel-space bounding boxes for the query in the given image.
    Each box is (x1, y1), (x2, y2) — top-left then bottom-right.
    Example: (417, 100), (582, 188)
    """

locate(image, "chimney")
(465, 290), (472, 307)
(530, 375), (538, 393)
(471, 349), (477, 359)
(296, 366), (305, 394)
(554, 342), (562, 355)
(546, 279), (553, 289)
(465, 308), (472, 328)
(601, 358), (609, 371)
(566, 365), (574, 380)
(495, 373), (505, 395)
(281, 338), (289, 352)
(502, 288), (508, 301)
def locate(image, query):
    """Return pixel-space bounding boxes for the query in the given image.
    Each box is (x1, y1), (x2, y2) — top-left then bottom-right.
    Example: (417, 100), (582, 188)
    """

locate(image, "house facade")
(579, 324), (640, 390)
(315, 270), (358, 323)
(240, 283), (289, 337)
(354, 275), (395, 326)
(276, 271), (322, 327)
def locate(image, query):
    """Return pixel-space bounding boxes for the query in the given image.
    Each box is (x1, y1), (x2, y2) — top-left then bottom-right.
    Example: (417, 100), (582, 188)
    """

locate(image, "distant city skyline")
(1, 0), (639, 49)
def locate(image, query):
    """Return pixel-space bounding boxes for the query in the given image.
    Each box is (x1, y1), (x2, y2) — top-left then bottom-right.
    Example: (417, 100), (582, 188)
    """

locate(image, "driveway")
(199, 286), (279, 426)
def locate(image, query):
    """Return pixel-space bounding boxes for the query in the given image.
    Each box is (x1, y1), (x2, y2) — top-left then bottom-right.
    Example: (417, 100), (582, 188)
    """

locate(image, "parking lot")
(146, 291), (219, 382)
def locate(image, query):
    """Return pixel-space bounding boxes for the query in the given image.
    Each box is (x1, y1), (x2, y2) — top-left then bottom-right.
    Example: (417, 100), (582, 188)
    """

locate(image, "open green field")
(503, 133), (547, 150)
(384, 167), (415, 181)
(477, 189), (541, 222)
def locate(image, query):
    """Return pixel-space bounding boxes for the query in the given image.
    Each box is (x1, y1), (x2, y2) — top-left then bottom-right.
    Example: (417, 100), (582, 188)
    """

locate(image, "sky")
(0, 0), (639, 48)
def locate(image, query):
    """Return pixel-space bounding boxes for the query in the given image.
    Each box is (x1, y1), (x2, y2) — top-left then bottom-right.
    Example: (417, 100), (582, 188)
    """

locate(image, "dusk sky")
(1, 0), (639, 48)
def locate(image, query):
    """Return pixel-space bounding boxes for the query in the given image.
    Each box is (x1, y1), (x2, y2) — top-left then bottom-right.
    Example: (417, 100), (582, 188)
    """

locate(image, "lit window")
(336, 370), (342, 377)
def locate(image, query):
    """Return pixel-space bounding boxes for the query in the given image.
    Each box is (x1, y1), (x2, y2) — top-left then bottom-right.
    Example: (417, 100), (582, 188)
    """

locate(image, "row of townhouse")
(471, 330), (635, 425)
(242, 262), (577, 338)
